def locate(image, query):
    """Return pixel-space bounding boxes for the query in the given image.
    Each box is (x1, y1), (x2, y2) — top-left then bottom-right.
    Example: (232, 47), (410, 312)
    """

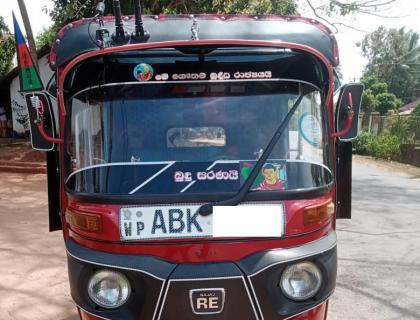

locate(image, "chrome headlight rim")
(279, 261), (323, 301)
(87, 269), (131, 309)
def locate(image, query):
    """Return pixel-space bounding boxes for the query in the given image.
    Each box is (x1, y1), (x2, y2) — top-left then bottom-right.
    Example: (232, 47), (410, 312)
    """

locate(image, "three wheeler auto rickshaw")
(18, 1), (363, 319)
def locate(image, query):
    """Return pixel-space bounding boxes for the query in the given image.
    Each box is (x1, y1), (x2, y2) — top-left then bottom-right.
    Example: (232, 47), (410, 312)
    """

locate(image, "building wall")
(10, 55), (55, 138)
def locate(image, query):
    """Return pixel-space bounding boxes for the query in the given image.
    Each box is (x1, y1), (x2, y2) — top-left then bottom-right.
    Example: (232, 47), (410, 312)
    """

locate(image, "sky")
(0, 0), (419, 82)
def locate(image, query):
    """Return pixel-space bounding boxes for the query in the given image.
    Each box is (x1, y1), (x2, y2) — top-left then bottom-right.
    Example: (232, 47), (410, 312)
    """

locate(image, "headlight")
(280, 261), (322, 301)
(87, 270), (131, 309)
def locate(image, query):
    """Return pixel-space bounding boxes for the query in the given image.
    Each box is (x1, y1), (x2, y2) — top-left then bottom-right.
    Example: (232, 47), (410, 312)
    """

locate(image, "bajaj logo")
(189, 288), (225, 315)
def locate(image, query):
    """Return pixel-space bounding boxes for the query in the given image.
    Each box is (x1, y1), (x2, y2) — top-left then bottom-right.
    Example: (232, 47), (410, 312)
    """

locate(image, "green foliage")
(352, 130), (373, 155)
(368, 134), (401, 160)
(388, 116), (413, 143)
(360, 74), (403, 115)
(0, 16), (16, 78)
(361, 74), (380, 89)
(375, 92), (401, 115)
(361, 26), (420, 102)
(47, 0), (96, 25)
(370, 82), (387, 96)
(36, 26), (58, 48)
(47, 0), (299, 26)
(0, 16), (9, 37)
(353, 130), (401, 160)
(412, 104), (420, 117)
(361, 89), (376, 112)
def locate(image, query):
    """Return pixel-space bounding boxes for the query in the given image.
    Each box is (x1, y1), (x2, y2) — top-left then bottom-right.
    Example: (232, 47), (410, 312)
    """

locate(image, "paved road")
(0, 157), (419, 319)
(328, 159), (420, 320)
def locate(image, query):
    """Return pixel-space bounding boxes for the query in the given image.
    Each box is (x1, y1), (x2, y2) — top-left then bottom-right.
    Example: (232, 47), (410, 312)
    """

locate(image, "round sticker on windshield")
(298, 113), (322, 147)
(133, 63), (154, 81)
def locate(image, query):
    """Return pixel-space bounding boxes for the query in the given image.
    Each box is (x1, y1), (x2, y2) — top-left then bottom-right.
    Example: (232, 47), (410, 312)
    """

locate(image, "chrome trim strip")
(249, 231), (336, 277)
(65, 248), (165, 281)
(248, 278), (265, 320)
(152, 281), (166, 320)
(69, 78), (322, 100)
(241, 277), (260, 320)
(287, 159), (332, 175)
(156, 281), (170, 320)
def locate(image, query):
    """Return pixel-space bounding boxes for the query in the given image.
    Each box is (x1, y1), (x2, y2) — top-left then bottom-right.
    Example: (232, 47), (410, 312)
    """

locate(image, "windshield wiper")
(197, 91), (309, 216)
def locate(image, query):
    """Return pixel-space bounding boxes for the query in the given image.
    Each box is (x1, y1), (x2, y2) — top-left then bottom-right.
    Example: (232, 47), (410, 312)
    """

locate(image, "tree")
(46, 0), (299, 27)
(46, 0), (397, 30)
(361, 26), (420, 102)
(303, 0), (399, 31)
(361, 89), (376, 113)
(361, 74), (402, 115)
(0, 16), (15, 78)
(36, 26), (58, 49)
(37, 0), (298, 48)
(375, 92), (401, 115)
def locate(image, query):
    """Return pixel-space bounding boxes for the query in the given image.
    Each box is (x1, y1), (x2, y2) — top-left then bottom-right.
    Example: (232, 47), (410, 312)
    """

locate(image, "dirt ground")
(0, 141), (46, 162)
(0, 173), (78, 320)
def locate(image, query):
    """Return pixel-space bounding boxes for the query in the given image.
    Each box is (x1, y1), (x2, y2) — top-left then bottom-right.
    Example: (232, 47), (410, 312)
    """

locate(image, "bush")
(388, 116), (413, 143)
(353, 130), (374, 155)
(353, 131), (401, 160)
(368, 134), (401, 160)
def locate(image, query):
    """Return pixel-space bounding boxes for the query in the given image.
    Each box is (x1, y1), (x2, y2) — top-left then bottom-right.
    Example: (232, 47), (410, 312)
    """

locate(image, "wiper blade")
(197, 92), (308, 216)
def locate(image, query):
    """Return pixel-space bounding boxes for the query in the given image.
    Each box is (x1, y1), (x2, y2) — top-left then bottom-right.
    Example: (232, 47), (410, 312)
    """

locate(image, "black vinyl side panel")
(247, 247), (336, 320)
(47, 150), (62, 231)
(66, 239), (175, 320)
(336, 141), (352, 219)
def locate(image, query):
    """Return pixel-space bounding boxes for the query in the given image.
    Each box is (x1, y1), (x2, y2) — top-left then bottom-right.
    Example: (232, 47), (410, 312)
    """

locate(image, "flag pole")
(16, 0), (39, 72)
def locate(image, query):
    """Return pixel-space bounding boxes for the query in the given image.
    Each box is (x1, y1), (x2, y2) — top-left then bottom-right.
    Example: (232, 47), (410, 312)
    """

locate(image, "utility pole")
(16, 0), (39, 71)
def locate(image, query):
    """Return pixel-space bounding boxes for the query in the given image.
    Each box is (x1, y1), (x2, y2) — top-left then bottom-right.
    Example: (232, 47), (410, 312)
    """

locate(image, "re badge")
(189, 288), (225, 315)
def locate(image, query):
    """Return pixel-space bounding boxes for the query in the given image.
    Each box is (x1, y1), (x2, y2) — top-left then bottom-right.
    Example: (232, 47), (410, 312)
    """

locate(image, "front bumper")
(66, 231), (337, 320)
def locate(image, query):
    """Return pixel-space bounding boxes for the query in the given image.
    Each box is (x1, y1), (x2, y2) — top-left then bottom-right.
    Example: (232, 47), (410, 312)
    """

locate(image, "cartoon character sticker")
(133, 63), (154, 81)
(240, 161), (287, 191)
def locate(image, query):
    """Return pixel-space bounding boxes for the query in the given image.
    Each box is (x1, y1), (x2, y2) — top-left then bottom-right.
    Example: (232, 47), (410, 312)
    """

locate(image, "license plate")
(120, 204), (284, 241)
(120, 205), (211, 240)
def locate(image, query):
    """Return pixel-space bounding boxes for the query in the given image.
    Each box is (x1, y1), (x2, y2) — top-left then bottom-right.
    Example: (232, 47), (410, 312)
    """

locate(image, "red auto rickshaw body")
(39, 12), (359, 320)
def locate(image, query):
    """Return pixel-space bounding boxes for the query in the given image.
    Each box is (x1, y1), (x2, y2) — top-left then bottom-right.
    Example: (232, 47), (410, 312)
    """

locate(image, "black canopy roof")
(51, 15), (339, 69)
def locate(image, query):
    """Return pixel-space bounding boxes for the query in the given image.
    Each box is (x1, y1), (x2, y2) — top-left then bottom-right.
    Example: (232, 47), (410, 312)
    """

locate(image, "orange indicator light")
(66, 209), (102, 233)
(303, 201), (335, 226)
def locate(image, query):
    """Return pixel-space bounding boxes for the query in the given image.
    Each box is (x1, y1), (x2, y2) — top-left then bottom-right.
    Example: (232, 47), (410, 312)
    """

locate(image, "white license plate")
(120, 205), (211, 240)
(120, 204), (284, 241)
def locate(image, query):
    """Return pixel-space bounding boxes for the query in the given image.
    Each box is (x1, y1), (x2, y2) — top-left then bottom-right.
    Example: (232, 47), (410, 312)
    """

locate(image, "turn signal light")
(66, 209), (102, 233)
(303, 201), (334, 226)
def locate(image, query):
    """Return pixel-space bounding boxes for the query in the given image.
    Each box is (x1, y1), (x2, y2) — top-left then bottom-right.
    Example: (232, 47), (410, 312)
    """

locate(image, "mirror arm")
(35, 120), (64, 144)
(331, 109), (354, 138)
(331, 92), (354, 139)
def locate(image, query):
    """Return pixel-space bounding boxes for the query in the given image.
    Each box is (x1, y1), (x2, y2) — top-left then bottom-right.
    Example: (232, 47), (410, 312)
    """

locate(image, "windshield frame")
(60, 42), (335, 204)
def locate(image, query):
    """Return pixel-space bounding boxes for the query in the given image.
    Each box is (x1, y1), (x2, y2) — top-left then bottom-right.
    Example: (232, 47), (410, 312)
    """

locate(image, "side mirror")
(25, 92), (62, 150)
(332, 83), (364, 140)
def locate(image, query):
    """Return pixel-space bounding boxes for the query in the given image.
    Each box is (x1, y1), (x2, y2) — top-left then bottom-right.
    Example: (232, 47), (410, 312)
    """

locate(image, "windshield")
(66, 80), (332, 197)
